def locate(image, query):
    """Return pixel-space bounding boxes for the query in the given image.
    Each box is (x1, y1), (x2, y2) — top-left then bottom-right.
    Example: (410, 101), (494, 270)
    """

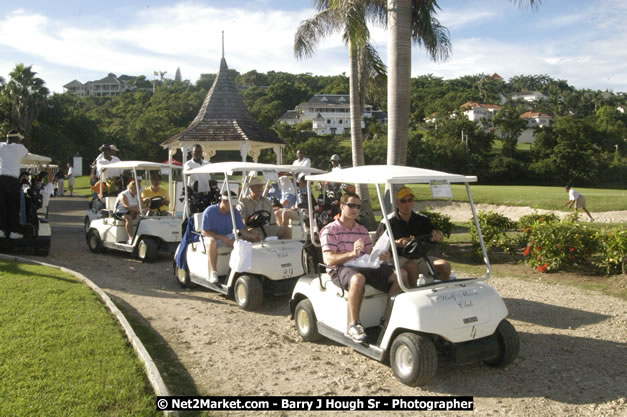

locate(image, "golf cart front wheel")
(233, 275), (263, 311)
(390, 332), (437, 386)
(483, 319), (520, 368)
(294, 299), (321, 342)
(87, 230), (103, 253)
(137, 237), (158, 262)
(84, 216), (91, 234)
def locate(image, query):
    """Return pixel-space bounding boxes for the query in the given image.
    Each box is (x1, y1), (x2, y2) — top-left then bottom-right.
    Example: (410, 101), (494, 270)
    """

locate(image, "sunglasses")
(345, 203), (361, 209)
(399, 198), (414, 204)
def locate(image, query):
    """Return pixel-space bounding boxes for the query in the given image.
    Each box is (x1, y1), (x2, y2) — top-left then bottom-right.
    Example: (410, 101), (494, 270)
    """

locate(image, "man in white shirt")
(563, 185), (594, 221)
(95, 144), (121, 178)
(330, 154), (342, 171)
(0, 130), (29, 239)
(292, 149), (311, 168)
(184, 144), (211, 193)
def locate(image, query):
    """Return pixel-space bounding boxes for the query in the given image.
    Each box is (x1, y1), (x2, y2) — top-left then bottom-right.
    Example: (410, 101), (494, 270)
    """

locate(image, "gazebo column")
(273, 145), (283, 165)
(239, 143), (251, 162)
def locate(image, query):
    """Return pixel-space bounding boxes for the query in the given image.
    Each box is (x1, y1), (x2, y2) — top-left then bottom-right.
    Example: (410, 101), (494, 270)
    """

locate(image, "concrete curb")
(0, 254), (175, 416)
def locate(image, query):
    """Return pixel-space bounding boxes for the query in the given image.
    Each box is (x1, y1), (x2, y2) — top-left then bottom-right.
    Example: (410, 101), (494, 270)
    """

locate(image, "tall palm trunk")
(386, 0), (411, 166)
(349, 40), (376, 229)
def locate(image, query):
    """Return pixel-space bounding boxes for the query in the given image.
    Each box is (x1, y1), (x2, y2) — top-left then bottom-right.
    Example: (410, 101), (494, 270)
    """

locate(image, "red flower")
(523, 246), (531, 256)
(537, 264), (549, 273)
(569, 247), (575, 252)
(539, 217), (544, 222)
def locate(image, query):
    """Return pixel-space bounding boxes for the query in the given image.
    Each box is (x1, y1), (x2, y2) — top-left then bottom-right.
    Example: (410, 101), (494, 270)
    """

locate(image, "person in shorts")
(563, 185), (593, 222)
(374, 186), (452, 284)
(202, 190), (260, 283)
(320, 192), (408, 343)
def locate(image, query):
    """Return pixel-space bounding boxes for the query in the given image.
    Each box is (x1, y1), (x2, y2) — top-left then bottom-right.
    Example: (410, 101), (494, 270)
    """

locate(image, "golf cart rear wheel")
(84, 216), (91, 234)
(483, 319), (520, 368)
(137, 237), (158, 263)
(390, 332), (437, 386)
(87, 230), (103, 253)
(294, 299), (321, 342)
(233, 275), (263, 311)
(175, 264), (196, 288)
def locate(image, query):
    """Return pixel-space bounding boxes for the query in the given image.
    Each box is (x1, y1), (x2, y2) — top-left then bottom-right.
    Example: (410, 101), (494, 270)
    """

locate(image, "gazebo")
(160, 55), (285, 164)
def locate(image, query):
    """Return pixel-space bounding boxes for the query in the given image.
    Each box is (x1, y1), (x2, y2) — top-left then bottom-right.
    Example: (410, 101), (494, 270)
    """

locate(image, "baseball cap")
(6, 129), (24, 141)
(221, 190), (237, 200)
(249, 176), (265, 186)
(330, 154), (340, 161)
(396, 186), (415, 200)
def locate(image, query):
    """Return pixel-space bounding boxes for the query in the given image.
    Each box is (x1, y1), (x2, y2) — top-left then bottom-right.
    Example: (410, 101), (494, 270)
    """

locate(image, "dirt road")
(34, 196), (627, 416)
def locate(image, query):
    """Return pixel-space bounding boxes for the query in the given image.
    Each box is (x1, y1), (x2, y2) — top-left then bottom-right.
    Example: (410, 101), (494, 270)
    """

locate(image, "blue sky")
(1, 0), (626, 94)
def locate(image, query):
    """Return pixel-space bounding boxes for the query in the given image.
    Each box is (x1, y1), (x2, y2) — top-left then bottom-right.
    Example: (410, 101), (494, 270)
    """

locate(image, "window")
(327, 119), (331, 124)
(339, 119), (342, 124)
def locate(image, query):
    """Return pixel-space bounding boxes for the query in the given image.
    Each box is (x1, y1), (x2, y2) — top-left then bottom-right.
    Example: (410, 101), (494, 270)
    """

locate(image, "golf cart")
(85, 161), (183, 262)
(0, 153), (53, 256)
(174, 162), (315, 311)
(289, 165), (519, 386)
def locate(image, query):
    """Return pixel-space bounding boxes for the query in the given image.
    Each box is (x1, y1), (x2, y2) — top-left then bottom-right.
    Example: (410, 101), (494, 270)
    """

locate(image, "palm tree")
(385, 0), (451, 166)
(5, 64), (49, 148)
(295, 0), (386, 228)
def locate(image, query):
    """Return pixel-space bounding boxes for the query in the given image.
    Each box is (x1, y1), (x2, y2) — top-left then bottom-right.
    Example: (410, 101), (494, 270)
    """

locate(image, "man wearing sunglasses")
(320, 192), (408, 343)
(375, 186), (451, 284)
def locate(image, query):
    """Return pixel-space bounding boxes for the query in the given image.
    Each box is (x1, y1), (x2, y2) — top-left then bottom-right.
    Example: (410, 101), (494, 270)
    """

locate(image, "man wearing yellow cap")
(375, 186), (451, 284)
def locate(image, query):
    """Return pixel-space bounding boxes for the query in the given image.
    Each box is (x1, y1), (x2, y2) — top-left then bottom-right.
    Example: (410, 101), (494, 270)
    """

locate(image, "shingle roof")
(161, 57), (284, 147)
(278, 110), (300, 120)
(520, 111), (552, 119)
(303, 94), (350, 106)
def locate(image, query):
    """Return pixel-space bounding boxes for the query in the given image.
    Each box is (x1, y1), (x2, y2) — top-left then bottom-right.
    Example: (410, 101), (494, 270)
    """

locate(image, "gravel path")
(35, 196), (627, 416)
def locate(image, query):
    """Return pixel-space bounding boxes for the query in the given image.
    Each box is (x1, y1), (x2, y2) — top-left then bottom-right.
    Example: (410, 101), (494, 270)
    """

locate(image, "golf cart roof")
(305, 165), (477, 184)
(185, 161), (291, 176)
(274, 165), (325, 175)
(21, 153), (52, 165)
(100, 160), (182, 171)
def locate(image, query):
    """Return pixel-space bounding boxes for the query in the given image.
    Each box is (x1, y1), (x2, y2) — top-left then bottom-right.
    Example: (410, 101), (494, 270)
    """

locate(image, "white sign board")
(430, 180), (453, 199)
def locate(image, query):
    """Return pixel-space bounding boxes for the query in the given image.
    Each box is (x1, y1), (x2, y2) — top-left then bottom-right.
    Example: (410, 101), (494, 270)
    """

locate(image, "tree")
(175, 67), (182, 82)
(4, 64), (49, 148)
(494, 104), (528, 157)
(294, 0), (386, 229)
(385, 0), (451, 166)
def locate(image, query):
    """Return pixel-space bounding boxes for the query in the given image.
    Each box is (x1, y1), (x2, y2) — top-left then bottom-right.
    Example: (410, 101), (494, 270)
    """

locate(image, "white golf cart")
(174, 162), (319, 311)
(85, 161), (183, 262)
(289, 165), (519, 386)
(0, 153), (53, 256)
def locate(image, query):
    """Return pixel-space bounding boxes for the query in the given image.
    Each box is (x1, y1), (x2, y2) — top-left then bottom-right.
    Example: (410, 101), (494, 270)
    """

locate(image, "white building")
(279, 94), (384, 135)
(517, 111), (553, 143)
(460, 102), (502, 125)
(509, 91), (548, 103)
(63, 73), (133, 97)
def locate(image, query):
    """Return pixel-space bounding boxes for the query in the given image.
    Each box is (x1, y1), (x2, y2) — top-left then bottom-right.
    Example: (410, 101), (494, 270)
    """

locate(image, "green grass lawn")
(366, 184), (626, 212)
(0, 260), (159, 417)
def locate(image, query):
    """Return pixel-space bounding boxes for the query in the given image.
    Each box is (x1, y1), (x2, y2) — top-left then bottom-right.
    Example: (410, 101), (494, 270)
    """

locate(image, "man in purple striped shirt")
(320, 192), (408, 343)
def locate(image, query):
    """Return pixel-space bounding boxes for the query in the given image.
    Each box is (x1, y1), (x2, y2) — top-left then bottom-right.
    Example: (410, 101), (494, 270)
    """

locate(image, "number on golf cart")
(282, 267), (294, 278)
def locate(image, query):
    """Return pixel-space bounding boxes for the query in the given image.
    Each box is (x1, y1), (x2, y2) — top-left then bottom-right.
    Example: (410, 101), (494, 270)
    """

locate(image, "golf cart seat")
(319, 273), (385, 299)
(191, 213), (233, 256)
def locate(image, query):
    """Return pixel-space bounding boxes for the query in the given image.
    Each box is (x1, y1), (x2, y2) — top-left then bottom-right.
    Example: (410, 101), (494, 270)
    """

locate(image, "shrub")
(422, 208), (454, 238)
(596, 230), (626, 275)
(470, 211), (518, 256)
(518, 212), (560, 245)
(523, 220), (599, 273)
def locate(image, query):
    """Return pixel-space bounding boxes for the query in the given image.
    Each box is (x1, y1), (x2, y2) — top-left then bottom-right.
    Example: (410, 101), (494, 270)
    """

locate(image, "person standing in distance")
(0, 130), (29, 239)
(330, 154), (342, 171)
(563, 185), (594, 222)
(184, 144), (211, 193)
(292, 149), (311, 168)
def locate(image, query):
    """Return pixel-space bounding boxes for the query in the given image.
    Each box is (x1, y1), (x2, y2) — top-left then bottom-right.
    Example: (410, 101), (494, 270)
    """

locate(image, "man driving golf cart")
(236, 176), (291, 240)
(374, 186), (452, 284)
(141, 172), (170, 214)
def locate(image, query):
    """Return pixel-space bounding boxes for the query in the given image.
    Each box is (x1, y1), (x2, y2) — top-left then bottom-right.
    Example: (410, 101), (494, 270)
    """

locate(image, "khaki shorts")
(398, 255), (438, 275)
(575, 196), (587, 209)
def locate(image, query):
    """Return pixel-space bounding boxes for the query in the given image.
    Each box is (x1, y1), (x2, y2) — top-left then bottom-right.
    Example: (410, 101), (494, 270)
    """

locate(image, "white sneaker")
(0, 231), (6, 238)
(126, 239), (133, 245)
(9, 232), (24, 239)
(347, 322), (367, 343)
(209, 271), (219, 284)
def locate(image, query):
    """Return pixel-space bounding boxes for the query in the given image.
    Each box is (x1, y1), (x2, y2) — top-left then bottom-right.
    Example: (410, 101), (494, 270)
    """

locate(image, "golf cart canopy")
(305, 165), (477, 185)
(21, 153), (52, 166)
(100, 161), (182, 171)
(185, 161), (289, 176)
(274, 165), (325, 175)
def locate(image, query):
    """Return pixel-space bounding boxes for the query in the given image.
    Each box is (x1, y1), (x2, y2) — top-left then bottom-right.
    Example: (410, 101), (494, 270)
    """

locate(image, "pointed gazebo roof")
(161, 57), (285, 163)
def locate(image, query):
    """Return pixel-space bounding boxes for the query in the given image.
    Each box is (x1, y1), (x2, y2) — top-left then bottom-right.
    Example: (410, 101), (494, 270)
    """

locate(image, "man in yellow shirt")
(141, 173), (170, 214)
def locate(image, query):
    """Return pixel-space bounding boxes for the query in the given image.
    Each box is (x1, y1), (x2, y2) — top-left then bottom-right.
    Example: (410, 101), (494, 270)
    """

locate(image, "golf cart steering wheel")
(149, 196), (165, 210)
(401, 234), (433, 259)
(245, 210), (271, 228)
